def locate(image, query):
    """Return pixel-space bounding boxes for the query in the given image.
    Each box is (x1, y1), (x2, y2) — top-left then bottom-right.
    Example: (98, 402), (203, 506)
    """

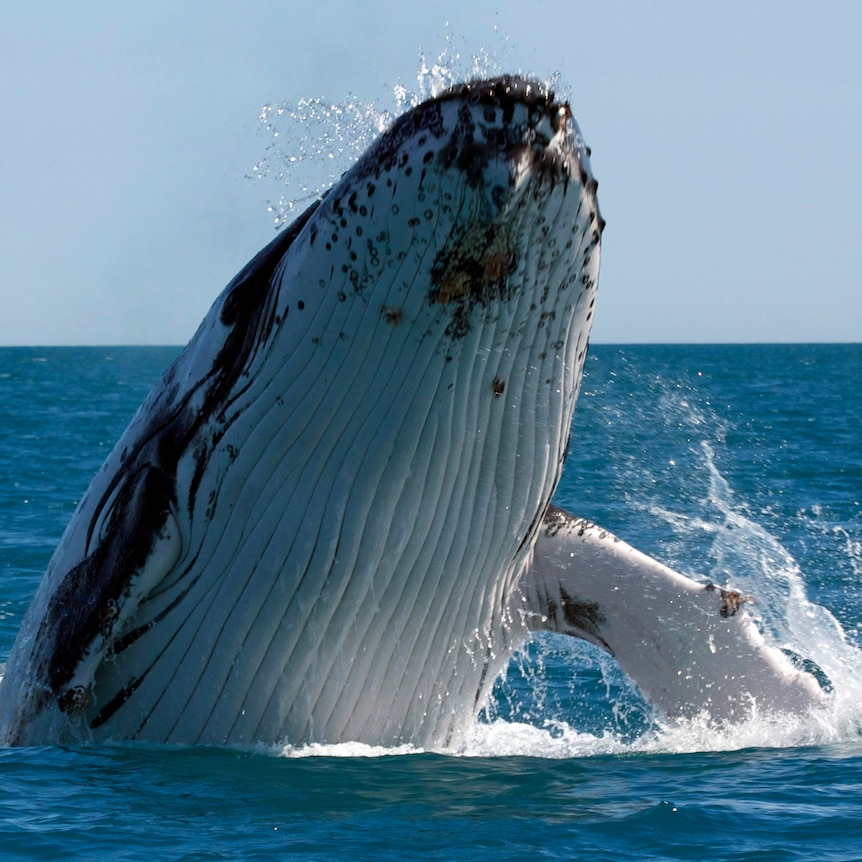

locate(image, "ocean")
(1, 343), (860, 860)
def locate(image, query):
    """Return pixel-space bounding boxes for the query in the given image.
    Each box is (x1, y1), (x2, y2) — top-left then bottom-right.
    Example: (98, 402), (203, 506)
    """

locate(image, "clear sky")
(2, 1), (860, 345)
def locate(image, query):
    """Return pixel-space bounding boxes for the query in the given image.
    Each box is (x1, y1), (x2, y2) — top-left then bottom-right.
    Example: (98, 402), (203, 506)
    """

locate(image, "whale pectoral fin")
(517, 505), (825, 722)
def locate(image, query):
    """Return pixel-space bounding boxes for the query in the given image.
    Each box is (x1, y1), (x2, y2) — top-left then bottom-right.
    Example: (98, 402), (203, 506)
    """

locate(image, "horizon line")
(1, 341), (860, 350)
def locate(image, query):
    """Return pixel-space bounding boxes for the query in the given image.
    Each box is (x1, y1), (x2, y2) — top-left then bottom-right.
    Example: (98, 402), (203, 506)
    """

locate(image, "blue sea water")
(1, 343), (861, 860)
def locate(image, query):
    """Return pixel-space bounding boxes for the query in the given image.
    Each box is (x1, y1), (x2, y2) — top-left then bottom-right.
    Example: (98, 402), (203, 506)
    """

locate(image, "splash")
(272, 713), (844, 761)
(248, 25), (560, 229)
(694, 443), (862, 738)
(276, 740), (422, 758)
(249, 97), (393, 228)
(393, 23), (512, 110)
(457, 710), (836, 758)
(635, 440), (862, 747)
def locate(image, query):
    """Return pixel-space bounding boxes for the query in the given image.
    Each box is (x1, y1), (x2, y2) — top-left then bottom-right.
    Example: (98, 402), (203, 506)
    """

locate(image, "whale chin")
(0, 77), (823, 749)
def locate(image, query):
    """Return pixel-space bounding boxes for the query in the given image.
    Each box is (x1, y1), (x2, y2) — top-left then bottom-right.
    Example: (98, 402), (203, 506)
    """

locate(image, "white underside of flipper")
(517, 506), (825, 723)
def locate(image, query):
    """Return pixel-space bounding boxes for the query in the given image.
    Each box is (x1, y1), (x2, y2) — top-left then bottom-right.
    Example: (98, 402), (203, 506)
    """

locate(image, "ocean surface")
(1, 343), (861, 860)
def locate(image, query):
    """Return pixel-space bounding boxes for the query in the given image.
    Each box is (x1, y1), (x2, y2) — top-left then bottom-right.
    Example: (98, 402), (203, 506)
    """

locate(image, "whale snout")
(428, 77), (599, 222)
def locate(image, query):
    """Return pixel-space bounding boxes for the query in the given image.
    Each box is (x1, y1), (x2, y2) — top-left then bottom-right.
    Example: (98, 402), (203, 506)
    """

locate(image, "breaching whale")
(0, 77), (823, 748)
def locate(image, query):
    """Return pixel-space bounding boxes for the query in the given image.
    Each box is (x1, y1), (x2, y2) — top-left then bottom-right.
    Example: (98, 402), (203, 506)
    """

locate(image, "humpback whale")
(0, 77), (823, 748)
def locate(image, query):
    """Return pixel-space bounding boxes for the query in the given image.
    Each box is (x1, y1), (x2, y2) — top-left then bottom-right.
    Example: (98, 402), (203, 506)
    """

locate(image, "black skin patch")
(541, 505), (620, 543)
(213, 200), (321, 412)
(352, 76), (578, 198)
(437, 76), (555, 125)
(436, 103), (488, 188)
(39, 464), (177, 694)
(545, 586), (613, 655)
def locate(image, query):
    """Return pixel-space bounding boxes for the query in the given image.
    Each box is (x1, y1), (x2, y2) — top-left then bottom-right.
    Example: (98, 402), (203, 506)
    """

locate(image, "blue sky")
(2, 1), (860, 345)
